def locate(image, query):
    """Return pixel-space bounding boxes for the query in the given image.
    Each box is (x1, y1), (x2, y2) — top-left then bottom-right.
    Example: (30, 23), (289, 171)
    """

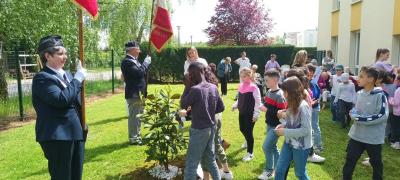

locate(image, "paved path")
(7, 70), (122, 97)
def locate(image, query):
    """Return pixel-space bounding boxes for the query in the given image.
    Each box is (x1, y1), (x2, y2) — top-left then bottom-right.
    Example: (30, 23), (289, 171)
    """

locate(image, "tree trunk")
(136, 13), (148, 43)
(164, 145), (169, 173)
(0, 54), (8, 101)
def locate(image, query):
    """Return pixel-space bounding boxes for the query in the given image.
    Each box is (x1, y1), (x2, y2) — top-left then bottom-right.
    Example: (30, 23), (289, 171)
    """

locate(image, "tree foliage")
(138, 86), (188, 171)
(105, 0), (152, 52)
(0, 0), (79, 53)
(205, 0), (274, 46)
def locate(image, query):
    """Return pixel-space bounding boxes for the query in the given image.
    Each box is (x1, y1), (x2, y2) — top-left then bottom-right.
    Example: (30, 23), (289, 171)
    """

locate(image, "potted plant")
(138, 86), (188, 179)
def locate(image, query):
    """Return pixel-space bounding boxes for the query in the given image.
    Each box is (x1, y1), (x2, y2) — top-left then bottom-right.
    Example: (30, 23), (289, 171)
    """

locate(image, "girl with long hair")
(292, 50), (308, 68)
(274, 77), (313, 180)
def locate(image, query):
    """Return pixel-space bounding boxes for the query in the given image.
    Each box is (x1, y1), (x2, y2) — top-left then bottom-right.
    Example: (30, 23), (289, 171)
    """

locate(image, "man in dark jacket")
(121, 41), (151, 145)
(217, 57), (232, 96)
(32, 35), (87, 180)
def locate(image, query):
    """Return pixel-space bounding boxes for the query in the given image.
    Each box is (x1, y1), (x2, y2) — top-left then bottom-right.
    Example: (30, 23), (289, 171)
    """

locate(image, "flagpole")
(145, 0), (156, 97)
(78, 9), (87, 130)
(147, 0), (155, 53)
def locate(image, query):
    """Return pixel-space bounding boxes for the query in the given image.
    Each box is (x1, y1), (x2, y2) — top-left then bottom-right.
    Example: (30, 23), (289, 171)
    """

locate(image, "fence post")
(15, 49), (24, 121)
(111, 49), (115, 94)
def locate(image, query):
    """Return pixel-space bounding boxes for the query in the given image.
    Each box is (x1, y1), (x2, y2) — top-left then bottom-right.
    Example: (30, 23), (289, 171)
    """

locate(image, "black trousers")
(389, 113), (400, 142)
(337, 99), (353, 128)
(40, 140), (85, 180)
(239, 113), (255, 154)
(342, 139), (383, 180)
(220, 76), (228, 95)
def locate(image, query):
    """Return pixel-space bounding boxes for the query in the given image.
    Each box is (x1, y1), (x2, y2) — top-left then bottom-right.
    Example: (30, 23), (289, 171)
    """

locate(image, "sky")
(170, 0), (319, 43)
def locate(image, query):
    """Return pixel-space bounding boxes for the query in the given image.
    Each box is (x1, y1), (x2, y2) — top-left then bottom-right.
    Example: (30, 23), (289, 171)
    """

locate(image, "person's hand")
(144, 55), (151, 65)
(231, 105), (237, 112)
(275, 126), (284, 136)
(178, 109), (187, 117)
(260, 106), (267, 112)
(276, 124), (285, 129)
(252, 117), (258, 123)
(311, 99), (318, 105)
(277, 109), (287, 119)
(74, 59), (87, 83)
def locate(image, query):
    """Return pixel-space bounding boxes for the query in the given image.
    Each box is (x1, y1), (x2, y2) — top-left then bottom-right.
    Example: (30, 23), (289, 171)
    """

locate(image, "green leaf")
(170, 93), (181, 99)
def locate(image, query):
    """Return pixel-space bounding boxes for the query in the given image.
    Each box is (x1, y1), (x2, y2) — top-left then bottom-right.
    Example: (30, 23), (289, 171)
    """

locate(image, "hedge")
(137, 45), (317, 83)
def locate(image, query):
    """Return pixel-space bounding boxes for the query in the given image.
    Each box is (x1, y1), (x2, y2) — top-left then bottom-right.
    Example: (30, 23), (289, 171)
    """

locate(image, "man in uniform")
(120, 41), (151, 145)
(32, 35), (87, 180)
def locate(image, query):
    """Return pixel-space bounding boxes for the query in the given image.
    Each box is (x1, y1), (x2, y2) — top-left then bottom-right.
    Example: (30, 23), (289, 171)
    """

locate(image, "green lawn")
(0, 84), (399, 180)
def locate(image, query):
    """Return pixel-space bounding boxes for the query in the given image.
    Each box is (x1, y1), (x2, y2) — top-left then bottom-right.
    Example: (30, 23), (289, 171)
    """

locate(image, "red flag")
(150, 0), (173, 52)
(72, 0), (99, 19)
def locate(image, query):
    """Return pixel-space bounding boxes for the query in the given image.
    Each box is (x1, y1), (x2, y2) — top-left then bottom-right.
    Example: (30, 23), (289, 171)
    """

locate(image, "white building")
(297, 29), (318, 47)
(284, 32), (299, 46)
(317, 0), (400, 72)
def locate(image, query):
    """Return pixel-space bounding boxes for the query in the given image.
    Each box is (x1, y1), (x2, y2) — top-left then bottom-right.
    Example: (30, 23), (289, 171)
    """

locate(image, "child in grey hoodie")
(342, 66), (389, 180)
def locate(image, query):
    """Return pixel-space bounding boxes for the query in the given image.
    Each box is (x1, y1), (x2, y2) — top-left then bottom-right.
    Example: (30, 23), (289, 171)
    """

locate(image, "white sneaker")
(391, 142), (400, 150)
(220, 169), (233, 179)
(307, 153), (325, 163)
(258, 171), (274, 180)
(196, 164), (203, 179)
(241, 141), (247, 149)
(242, 153), (254, 161)
(361, 158), (371, 166)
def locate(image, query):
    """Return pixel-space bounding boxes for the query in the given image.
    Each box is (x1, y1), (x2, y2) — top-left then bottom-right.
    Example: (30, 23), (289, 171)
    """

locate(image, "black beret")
(38, 35), (64, 54)
(125, 41), (140, 50)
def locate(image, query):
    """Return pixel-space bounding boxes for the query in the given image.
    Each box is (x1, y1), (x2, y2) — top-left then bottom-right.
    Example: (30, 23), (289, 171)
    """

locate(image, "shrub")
(138, 86), (188, 172)
(140, 45), (316, 82)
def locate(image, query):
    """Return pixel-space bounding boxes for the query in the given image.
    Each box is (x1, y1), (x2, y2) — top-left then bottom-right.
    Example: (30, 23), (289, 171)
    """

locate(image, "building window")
(332, 0), (340, 11)
(331, 36), (338, 60)
(350, 32), (361, 74)
(394, 36), (400, 66)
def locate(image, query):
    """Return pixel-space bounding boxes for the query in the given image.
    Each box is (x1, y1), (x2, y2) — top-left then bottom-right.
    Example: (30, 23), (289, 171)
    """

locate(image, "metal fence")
(0, 49), (123, 120)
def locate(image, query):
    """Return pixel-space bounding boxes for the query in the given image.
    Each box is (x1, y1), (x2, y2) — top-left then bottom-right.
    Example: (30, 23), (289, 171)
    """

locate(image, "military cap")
(125, 41), (140, 51)
(38, 35), (64, 53)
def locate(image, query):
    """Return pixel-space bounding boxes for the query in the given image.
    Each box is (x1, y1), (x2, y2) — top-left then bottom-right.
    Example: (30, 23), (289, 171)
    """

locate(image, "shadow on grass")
(22, 168), (48, 179)
(226, 148), (246, 167)
(104, 155), (186, 180)
(88, 116), (127, 127)
(85, 141), (130, 162)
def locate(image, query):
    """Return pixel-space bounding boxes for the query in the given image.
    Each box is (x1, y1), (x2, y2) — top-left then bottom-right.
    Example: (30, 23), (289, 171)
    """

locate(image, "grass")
(0, 80), (123, 119)
(0, 84), (399, 179)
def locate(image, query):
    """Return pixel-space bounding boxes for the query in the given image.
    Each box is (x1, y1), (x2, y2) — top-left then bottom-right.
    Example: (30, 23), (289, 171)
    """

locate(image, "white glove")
(143, 55), (151, 65)
(74, 59), (87, 83)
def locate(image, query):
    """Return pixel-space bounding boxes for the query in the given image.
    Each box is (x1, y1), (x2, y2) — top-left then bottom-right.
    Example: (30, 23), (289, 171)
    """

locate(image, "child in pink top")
(388, 77), (400, 149)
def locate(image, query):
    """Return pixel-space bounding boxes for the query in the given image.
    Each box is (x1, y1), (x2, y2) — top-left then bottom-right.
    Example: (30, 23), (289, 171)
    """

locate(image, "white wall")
(337, 0), (351, 67)
(317, 0), (332, 50)
(359, 0), (395, 66)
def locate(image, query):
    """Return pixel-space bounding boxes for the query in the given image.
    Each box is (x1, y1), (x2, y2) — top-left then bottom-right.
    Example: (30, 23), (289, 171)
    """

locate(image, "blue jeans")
(330, 95), (337, 121)
(184, 126), (220, 180)
(312, 106), (323, 149)
(275, 143), (310, 180)
(262, 125), (280, 172)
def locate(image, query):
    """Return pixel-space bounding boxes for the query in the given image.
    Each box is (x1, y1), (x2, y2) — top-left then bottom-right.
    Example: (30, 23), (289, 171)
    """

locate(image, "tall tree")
(107, 0), (152, 52)
(205, 0), (273, 46)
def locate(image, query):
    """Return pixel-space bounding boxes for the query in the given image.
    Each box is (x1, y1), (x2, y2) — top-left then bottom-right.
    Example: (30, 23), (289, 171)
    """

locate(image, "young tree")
(205, 0), (274, 46)
(138, 86), (187, 177)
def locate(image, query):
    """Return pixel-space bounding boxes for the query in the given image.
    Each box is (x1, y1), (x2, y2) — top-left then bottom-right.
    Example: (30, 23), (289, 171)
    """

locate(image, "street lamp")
(176, 25), (181, 47)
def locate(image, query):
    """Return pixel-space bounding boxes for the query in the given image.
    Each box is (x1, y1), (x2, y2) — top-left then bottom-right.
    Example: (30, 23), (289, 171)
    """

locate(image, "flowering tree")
(205, 0), (274, 46)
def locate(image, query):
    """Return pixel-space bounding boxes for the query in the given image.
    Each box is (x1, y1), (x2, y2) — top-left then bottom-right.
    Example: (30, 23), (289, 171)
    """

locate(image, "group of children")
(178, 47), (400, 180)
